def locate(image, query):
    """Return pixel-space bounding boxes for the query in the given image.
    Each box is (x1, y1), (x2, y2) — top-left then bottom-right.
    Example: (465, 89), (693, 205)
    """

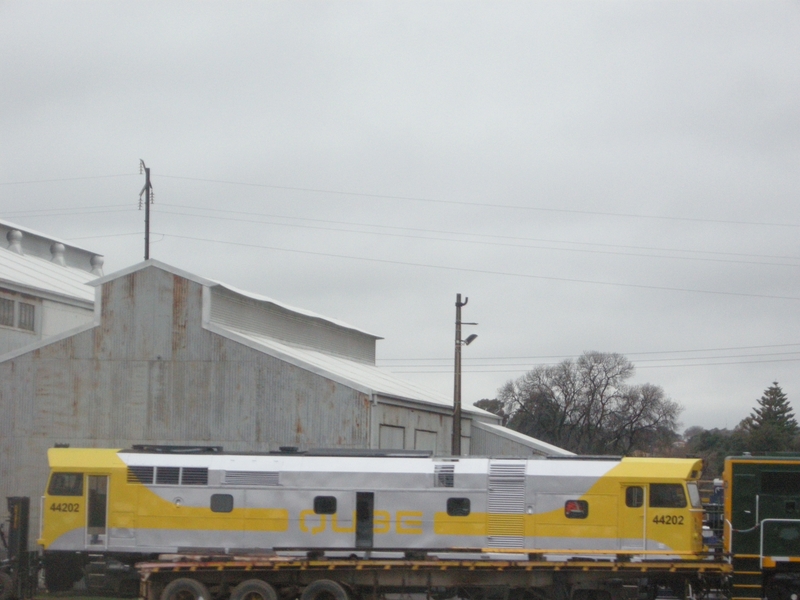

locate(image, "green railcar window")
(761, 471), (800, 496)
(48, 473), (84, 496)
(650, 484), (687, 508)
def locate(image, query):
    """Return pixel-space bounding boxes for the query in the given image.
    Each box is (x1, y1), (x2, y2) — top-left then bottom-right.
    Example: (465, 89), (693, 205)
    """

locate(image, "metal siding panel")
(210, 288), (376, 364)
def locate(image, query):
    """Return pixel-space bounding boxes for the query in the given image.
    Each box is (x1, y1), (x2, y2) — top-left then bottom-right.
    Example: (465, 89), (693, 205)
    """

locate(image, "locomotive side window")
(447, 498), (470, 516)
(314, 496), (337, 514)
(626, 486), (644, 508)
(565, 500), (588, 519)
(48, 473), (84, 496)
(211, 494), (234, 513)
(649, 484), (687, 508)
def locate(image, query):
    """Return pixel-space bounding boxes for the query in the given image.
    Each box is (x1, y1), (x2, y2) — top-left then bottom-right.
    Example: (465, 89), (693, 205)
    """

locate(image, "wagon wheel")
(230, 579), (278, 600)
(301, 579), (351, 600)
(161, 577), (213, 600)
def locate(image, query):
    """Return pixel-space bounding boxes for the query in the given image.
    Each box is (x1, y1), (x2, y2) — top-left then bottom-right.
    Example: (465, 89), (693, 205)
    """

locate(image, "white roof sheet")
(0, 246), (96, 303)
(213, 324), (495, 418)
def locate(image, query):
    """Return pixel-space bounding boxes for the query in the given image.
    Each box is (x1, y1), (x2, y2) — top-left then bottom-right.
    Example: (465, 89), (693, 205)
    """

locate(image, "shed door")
(86, 475), (108, 549)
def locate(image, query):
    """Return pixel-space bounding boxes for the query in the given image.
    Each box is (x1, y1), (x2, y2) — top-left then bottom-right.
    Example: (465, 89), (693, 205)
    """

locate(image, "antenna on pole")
(139, 160), (154, 260)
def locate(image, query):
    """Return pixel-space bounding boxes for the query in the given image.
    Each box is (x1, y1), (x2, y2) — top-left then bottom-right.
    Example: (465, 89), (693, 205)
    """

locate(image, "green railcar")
(724, 455), (800, 600)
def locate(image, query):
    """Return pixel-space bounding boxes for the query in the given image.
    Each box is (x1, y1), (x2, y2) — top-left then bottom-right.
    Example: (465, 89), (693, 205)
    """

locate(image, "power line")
(0, 174), (137, 186)
(158, 173), (800, 230)
(161, 202), (800, 262)
(377, 343), (800, 362)
(157, 231), (800, 301)
(382, 350), (800, 369)
(391, 356), (800, 373)
(151, 206), (800, 268)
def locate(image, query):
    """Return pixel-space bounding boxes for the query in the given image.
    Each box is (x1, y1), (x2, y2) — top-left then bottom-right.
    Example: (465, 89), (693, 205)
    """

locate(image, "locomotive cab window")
(211, 494), (234, 513)
(565, 500), (588, 519)
(626, 486), (644, 508)
(649, 484), (687, 508)
(447, 498), (470, 516)
(686, 482), (702, 508)
(314, 496), (337, 514)
(48, 473), (84, 496)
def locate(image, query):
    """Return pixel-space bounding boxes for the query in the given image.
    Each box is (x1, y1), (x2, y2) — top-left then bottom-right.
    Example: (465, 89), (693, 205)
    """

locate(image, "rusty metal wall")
(0, 265), (372, 542)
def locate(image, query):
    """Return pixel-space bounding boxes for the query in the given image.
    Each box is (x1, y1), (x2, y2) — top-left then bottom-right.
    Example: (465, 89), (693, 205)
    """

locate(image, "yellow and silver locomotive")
(39, 446), (706, 591)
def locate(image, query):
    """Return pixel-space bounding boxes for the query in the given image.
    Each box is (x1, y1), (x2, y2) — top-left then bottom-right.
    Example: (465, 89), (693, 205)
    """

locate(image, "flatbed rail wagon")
(137, 552), (731, 600)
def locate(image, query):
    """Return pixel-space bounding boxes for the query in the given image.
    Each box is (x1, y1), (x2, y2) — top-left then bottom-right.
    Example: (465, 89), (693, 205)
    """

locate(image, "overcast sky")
(2, 1), (799, 432)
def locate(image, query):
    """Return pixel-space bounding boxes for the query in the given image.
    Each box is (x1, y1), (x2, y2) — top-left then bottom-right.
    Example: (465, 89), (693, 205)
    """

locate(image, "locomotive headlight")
(174, 497), (183, 508)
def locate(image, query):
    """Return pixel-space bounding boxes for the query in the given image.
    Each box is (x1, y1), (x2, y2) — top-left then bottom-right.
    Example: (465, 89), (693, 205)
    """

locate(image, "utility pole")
(452, 294), (477, 456)
(139, 160), (153, 260)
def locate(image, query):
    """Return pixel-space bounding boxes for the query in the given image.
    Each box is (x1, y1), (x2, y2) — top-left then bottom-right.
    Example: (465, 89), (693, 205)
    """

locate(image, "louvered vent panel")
(181, 468), (209, 485)
(487, 461), (526, 548)
(155, 466), (180, 485)
(223, 471), (280, 486)
(434, 464), (455, 488)
(127, 466), (154, 484)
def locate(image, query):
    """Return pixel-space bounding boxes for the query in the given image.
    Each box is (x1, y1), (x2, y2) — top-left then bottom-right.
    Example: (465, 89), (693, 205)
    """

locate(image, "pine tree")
(739, 382), (799, 452)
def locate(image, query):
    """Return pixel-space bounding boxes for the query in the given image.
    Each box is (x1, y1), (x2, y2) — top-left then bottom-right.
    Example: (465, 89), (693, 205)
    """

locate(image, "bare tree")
(497, 351), (681, 455)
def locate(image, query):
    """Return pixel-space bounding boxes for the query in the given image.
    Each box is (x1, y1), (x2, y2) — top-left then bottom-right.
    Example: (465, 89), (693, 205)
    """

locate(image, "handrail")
(759, 517), (800, 570)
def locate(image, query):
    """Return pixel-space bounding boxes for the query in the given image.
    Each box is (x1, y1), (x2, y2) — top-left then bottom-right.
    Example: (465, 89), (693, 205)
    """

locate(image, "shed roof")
(209, 322), (496, 418)
(0, 244), (96, 304)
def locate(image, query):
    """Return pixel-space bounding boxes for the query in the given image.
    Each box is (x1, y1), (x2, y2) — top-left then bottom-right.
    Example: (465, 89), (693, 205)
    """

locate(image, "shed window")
(211, 494), (234, 513)
(48, 473), (84, 496)
(18, 302), (35, 331)
(0, 298), (13, 327)
(447, 498), (470, 516)
(650, 484), (687, 508)
(626, 486), (644, 508)
(314, 496), (337, 515)
(565, 500), (588, 519)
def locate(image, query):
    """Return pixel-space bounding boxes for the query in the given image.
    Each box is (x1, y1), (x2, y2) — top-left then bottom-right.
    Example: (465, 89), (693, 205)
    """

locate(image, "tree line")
(476, 352), (799, 476)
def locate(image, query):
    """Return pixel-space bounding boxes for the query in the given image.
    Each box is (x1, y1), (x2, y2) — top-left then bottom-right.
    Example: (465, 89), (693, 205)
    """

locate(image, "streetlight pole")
(452, 294), (477, 456)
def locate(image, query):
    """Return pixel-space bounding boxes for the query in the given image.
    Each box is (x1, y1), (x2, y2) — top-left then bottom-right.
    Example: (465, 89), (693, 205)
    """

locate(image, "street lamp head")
(464, 334), (478, 346)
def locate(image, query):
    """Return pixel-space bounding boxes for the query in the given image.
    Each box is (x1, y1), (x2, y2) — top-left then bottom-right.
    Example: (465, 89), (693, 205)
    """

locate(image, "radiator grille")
(487, 461), (526, 548)
(223, 470), (280, 486)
